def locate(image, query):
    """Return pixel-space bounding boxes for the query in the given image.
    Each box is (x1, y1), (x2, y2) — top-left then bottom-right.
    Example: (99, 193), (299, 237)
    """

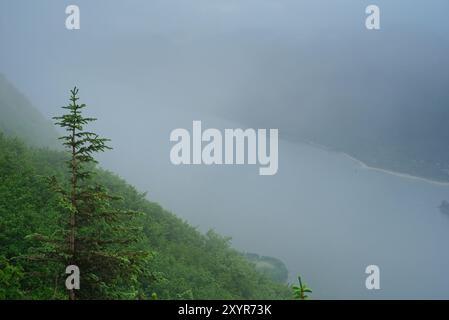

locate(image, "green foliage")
(245, 253), (289, 283)
(292, 276), (312, 300)
(0, 132), (291, 299)
(29, 88), (150, 299)
(0, 256), (24, 299)
(0, 87), (293, 299)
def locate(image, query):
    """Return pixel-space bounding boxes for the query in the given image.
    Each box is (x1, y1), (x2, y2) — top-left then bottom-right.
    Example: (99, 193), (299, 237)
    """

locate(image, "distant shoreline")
(297, 139), (449, 187)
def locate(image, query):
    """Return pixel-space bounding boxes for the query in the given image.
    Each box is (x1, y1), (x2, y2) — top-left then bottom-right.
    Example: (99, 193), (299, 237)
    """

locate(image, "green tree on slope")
(30, 87), (149, 299)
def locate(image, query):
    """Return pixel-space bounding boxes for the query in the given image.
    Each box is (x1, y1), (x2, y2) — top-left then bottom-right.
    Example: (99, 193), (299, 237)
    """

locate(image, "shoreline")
(297, 139), (449, 187)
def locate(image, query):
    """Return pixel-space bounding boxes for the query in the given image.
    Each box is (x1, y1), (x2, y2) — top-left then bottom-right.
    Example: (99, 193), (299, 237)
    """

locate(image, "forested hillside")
(0, 79), (291, 300)
(0, 132), (292, 299)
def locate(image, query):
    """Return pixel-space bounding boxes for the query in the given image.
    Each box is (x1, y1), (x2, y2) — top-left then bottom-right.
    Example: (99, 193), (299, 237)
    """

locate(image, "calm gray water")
(2, 0), (448, 300)
(98, 111), (449, 299)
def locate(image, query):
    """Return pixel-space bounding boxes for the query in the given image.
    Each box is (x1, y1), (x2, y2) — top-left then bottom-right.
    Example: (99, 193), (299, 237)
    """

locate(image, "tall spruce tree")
(33, 87), (148, 299)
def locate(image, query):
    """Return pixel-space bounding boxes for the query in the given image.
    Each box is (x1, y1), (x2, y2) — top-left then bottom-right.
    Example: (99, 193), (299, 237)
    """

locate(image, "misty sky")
(1, 0), (449, 125)
(1, 0), (449, 298)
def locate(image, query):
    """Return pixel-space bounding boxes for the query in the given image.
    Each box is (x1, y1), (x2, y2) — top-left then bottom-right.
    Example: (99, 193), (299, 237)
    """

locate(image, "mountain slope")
(0, 131), (291, 299)
(0, 77), (291, 299)
(0, 74), (59, 149)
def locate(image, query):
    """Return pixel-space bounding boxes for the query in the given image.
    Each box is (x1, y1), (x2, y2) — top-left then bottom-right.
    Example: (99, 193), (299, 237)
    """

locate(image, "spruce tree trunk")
(69, 126), (76, 301)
